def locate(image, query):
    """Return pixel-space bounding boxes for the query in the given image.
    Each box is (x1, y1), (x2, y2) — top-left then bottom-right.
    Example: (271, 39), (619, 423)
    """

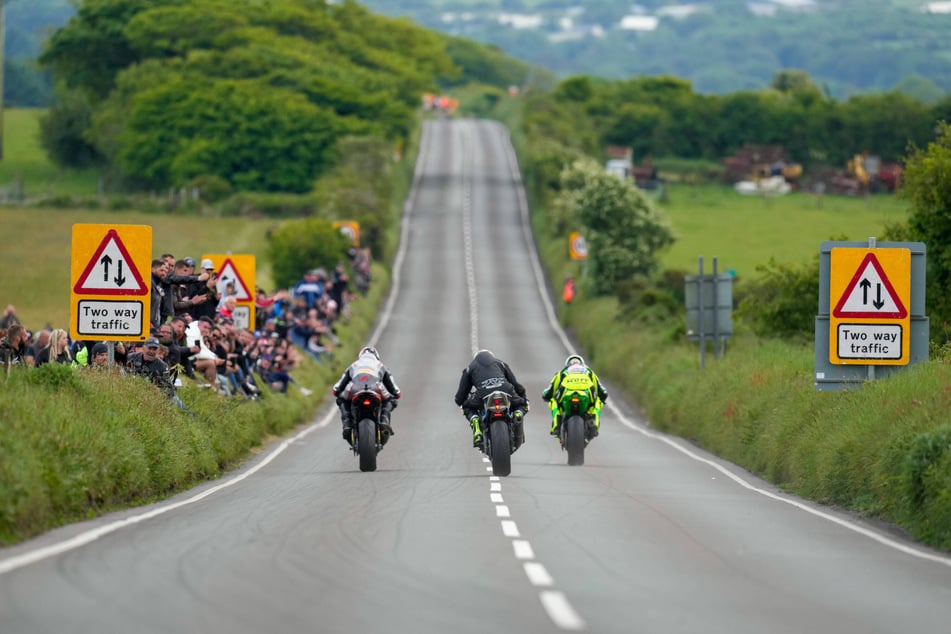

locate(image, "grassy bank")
(526, 180), (951, 552)
(0, 264), (387, 544)
(484, 93), (951, 551)
(0, 112), (421, 545)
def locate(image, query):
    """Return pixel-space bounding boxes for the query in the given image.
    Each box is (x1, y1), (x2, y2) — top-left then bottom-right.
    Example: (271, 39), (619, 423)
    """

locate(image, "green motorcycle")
(554, 371), (597, 466)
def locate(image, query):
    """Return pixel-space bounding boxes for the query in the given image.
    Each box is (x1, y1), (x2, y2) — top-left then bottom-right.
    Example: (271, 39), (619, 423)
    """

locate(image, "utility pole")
(0, 0), (6, 161)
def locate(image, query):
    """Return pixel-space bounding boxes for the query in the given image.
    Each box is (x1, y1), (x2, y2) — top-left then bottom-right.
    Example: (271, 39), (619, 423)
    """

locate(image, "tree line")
(522, 71), (951, 176)
(516, 72), (951, 343)
(37, 0), (533, 192)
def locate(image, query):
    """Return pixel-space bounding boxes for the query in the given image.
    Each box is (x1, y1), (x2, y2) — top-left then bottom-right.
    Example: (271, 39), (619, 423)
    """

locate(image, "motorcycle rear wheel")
(489, 419), (512, 477)
(357, 418), (378, 472)
(565, 415), (586, 466)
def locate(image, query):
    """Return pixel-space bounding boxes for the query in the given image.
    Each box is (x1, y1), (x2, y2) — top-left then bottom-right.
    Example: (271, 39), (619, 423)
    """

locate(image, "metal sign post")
(685, 256), (734, 368)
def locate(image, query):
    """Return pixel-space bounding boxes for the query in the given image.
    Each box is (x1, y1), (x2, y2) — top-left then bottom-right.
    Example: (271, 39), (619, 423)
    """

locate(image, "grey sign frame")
(815, 238), (928, 391)
(685, 256), (734, 368)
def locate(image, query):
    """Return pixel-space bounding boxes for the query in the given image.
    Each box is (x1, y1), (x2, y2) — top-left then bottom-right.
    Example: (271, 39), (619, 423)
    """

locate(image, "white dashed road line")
(540, 591), (587, 631)
(512, 540), (535, 560)
(524, 562), (554, 587)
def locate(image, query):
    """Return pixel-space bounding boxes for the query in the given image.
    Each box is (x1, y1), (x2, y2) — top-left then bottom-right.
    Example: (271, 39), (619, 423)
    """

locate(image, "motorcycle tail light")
(363, 398), (371, 405)
(571, 396), (580, 402)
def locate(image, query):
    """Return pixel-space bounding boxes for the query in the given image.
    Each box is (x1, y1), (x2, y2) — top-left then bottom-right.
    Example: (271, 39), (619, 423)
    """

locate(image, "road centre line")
(524, 562), (554, 587)
(540, 591), (586, 631)
(512, 540), (535, 560)
(490, 493), (504, 503)
(500, 520), (520, 538)
(496, 505), (511, 518)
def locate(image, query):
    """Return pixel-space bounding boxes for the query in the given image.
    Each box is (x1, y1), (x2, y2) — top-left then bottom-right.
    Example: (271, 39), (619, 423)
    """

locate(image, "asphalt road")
(2, 118), (951, 634)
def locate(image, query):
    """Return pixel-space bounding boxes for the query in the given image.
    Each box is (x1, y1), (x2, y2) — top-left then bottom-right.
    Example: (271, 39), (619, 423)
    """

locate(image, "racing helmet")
(360, 346), (380, 360)
(565, 354), (585, 368)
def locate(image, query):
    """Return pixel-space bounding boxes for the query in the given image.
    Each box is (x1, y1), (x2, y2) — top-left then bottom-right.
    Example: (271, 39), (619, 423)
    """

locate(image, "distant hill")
(6, 0), (74, 59)
(8, 0), (950, 103)
(4, 0), (74, 106)
(361, 0), (951, 99)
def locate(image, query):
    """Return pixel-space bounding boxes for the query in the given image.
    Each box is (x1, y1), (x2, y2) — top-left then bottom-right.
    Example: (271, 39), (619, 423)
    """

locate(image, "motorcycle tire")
(489, 419), (512, 477)
(357, 418), (378, 472)
(565, 415), (586, 466)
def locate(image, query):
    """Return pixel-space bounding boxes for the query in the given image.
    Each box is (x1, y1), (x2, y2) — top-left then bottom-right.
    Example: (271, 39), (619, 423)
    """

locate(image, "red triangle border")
(832, 252), (907, 319)
(73, 229), (149, 296)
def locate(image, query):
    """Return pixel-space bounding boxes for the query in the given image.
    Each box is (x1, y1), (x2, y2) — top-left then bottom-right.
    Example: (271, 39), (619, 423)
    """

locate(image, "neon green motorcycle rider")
(541, 354), (608, 438)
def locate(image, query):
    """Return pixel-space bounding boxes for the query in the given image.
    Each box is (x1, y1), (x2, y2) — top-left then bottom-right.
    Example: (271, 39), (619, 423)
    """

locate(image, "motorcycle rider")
(332, 346), (401, 444)
(541, 354), (608, 440)
(454, 349), (528, 448)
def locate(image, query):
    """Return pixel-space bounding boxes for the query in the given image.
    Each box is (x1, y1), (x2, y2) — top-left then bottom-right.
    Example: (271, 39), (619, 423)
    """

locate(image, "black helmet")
(360, 346), (380, 360)
(565, 354), (584, 367)
(474, 349), (495, 365)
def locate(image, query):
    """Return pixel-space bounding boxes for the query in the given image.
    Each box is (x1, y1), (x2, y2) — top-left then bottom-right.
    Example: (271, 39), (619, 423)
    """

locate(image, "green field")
(658, 185), (908, 276)
(0, 208), (278, 332)
(0, 109), (99, 199)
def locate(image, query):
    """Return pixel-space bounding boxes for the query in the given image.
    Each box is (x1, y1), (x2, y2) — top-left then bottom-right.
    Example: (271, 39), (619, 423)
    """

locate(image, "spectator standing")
(36, 328), (72, 366)
(184, 259), (221, 322)
(0, 324), (27, 368)
(149, 259), (168, 328)
(160, 254), (208, 325)
(254, 288), (275, 332)
(294, 269), (324, 309)
(0, 305), (19, 330)
(172, 258), (210, 319)
(126, 337), (181, 406)
(24, 329), (50, 367)
(330, 261), (349, 309)
(88, 342), (113, 370)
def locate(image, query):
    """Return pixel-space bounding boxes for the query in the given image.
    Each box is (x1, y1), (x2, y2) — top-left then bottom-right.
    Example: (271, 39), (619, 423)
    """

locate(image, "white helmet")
(360, 346), (380, 360)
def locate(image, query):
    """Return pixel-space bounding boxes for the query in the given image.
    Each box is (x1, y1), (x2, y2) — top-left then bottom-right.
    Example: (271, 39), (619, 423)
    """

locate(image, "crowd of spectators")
(0, 247), (372, 410)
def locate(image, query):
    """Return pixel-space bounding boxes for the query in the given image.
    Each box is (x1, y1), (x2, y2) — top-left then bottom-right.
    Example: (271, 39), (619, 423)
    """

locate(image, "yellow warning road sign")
(70, 224), (152, 342)
(202, 254), (256, 330)
(829, 247), (910, 365)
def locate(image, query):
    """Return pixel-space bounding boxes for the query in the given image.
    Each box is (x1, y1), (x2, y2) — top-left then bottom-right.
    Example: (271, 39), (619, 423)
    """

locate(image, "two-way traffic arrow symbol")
(100, 255), (127, 287)
(859, 278), (886, 310)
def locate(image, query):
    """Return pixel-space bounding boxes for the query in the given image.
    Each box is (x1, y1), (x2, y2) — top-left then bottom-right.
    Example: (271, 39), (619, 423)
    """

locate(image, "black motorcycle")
(347, 385), (390, 472)
(479, 390), (518, 477)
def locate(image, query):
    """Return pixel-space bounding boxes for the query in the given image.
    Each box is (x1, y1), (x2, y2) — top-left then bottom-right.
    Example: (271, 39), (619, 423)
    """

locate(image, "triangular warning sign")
(215, 258), (251, 301)
(833, 253), (907, 319)
(73, 229), (148, 296)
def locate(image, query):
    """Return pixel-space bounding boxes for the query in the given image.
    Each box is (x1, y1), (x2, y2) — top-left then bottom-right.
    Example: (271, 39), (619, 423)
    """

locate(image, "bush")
(217, 192), (319, 217)
(267, 217), (352, 288)
(736, 256), (819, 340)
(189, 175), (233, 203)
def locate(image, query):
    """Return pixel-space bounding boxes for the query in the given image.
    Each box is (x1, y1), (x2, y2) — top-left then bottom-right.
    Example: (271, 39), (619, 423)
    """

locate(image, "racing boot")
(379, 411), (394, 440)
(470, 416), (483, 448)
(585, 413), (600, 441)
(513, 410), (526, 450)
(341, 411), (354, 445)
(550, 413), (562, 437)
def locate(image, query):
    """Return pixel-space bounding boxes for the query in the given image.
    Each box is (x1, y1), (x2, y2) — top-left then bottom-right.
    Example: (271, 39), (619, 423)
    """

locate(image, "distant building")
(497, 13), (544, 29)
(748, 0), (818, 15)
(921, 1), (951, 13)
(619, 15), (659, 31)
(656, 4), (711, 19)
